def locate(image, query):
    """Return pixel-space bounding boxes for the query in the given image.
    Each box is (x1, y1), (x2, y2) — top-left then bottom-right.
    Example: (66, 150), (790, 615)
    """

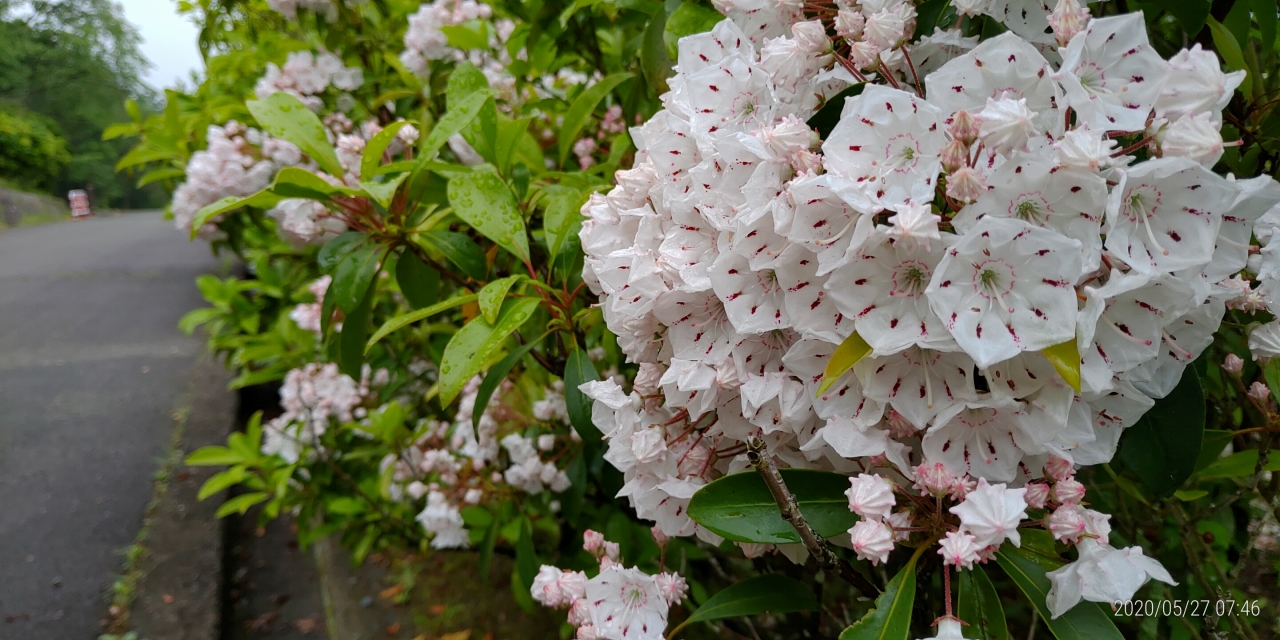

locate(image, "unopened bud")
(1048, 0), (1090, 47)
(1023, 482), (1051, 509)
(835, 8), (865, 39)
(913, 462), (955, 498)
(583, 530), (605, 555)
(651, 525), (670, 547)
(1044, 455), (1075, 482)
(948, 111), (980, 146)
(1248, 381), (1271, 400)
(940, 138), (970, 174)
(945, 166), (985, 203)
(1047, 505), (1087, 542)
(1224, 354), (1244, 376)
(1052, 478), (1087, 505)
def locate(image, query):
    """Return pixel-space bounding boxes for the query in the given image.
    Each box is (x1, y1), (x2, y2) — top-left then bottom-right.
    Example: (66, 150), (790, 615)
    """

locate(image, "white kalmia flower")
(1157, 44), (1246, 123)
(926, 217), (1083, 368)
(416, 490), (469, 549)
(922, 618), (967, 640)
(584, 566), (671, 640)
(1158, 112), (1226, 167)
(950, 478), (1029, 548)
(1053, 124), (1116, 172)
(845, 474), (897, 521)
(1249, 321), (1280, 362)
(1056, 13), (1168, 132)
(925, 34), (1059, 139)
(923, 399), (1028, 482)
(1045, 539), (1176, 618)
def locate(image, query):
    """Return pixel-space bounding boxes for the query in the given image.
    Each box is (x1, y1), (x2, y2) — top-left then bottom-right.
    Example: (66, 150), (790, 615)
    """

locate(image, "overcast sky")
(116, 0), (203, 90)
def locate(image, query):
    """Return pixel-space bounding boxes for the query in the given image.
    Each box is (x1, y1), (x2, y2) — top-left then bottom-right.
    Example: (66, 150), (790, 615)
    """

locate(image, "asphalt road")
(0, 213), (226, 638)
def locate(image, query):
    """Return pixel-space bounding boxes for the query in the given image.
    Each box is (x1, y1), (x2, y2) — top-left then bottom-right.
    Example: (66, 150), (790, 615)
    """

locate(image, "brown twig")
(745, 436), (880, 599)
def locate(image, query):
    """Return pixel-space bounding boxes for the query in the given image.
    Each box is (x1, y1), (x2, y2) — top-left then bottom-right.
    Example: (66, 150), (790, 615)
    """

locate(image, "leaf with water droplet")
(438, 297), (541, 406)
(478, 275), (523, 325)
(246, 92), (345, 178)
(447, 170), (530, 264)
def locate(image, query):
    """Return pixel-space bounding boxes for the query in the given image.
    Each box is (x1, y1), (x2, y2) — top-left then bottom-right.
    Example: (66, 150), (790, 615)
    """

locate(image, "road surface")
(0, 213), (227, 638)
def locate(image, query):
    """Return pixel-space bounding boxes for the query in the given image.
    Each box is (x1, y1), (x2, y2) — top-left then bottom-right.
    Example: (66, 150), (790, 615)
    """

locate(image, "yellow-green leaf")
(817, 332), (871, 397)
(1042, 340), (1081, 393)
(478, 275), (523, 325)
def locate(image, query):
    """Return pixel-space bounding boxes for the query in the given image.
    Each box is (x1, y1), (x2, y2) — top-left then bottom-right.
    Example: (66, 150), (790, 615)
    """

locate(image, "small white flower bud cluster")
(254, 51), (364, 112)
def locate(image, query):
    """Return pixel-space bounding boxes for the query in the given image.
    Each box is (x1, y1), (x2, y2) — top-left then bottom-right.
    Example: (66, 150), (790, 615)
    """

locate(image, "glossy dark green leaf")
(439, 297), (541, 406)
(684, 574), (818, 624)
(1197, 448), (1280, 479)
(995, 545), (1125, 640)
(1251, 0), (1277, 51)
(318, 232), (368, 272)
(478, 275), (523, 325)
(419, 91), (490, 161)
(543, 186), (590, 259)
(687, 469), (858, 544)
(1117, 366), (1204, 496)
(1194, 430), (1235, 471)
(1161, 0), (1211, 36)
(246, 92), (344, 177)
(189, 190), (284, 238)
(447, 170), (531, 263)
(366, 293), (478, 351)
(415, 229), (487, 281)
(564, 347), (602, 442)
(640, 8), (673, 95)
(338, 284), (374, 378)
(516, 517), (538, 589)
(395, 249), (441, 310)
(330, 243), (386, 314)
(839, 551), (918, 640)
(957, 567), (1008, 640)
(807, 83), (865, 140)
(1207, 18), (1253, 97)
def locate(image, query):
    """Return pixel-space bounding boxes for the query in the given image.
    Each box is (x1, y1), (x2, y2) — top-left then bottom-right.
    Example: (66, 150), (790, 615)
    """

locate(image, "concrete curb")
(126, 356), (237, 640)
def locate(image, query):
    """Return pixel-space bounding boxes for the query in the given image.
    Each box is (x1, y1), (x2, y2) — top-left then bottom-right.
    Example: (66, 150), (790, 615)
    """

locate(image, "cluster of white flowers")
(579, 0), (1270, 625)
(289, 276), (333, 334)
(262, 362), (381, 463)
(382, 375), (578, 548)
(171, 122), (282, 239)
(532, 530), (687, 640)
(399, 0), (494, 67)
(254, 51), (364, 111)
(266, 0), (340, 20)
(272, 198), (347, 246)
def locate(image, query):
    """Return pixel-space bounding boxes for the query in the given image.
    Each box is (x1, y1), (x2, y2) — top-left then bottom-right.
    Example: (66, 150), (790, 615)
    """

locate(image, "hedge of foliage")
(118, 0), (1280, 637)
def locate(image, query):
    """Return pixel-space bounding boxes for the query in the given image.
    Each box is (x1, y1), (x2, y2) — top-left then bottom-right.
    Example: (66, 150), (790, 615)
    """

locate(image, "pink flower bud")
(849, 519), (895, 565)
(937, 531), (981, 569)
(651, 525), (669, 547)
(1023, 482), (1051, 509)
(940, 138), (970, 174)
(1224, 354), (1244, 375)
(1048, 0), (1089, 47)
(576, 624), (598, 640)
(656, 572), (688, 605)
(1047, 504), (1087, 542)
(583, 530), (605, 555)
(602, 541), (621, 562)
(1249, 381), (1271, 400)
(1044, 455), (1075, 482)
(1053, 478), (1087, 505)
(948, 110), (980, 145)
(568, 598), (591, 626)
(948, 475), (977, 501)
(945, 166), (985, 203)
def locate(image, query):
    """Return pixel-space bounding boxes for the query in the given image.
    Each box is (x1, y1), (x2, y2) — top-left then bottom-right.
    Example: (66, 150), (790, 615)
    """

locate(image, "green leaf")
(216, 492), (269, 518)
(186, 446), (244, 466)
(683, 574), (818, 625)
(640, 8), (673, 95)
(817, 331), (872, 397)
(419, 91), (490, 161)
(1194, 429), (1235, 471)
(957, 567), (1008, 640)
(995, 545), (1125, 640)
(1117, 366), (1204, 496)
(1250, 0), (1277, 48)
(1264, 360), (1280, 408)
(494, 116), (534, 174)
(359, 173), (409, 209)
(544, 186), (590, 259)
(271, 166), (360, 199)
(448, 62), (493, 106)
(1174, 489), (1209, 501)
(330, 243), (386, 313)
(137, 167), (186, 188)
(687, 469), (858, 543)
(557, 73), (635, 166)
(1207, 17), (1253, 97)
(339, 284), (374, 378)
(839, 550), (918, 640)
(479, 275), (523, 324)
(441, 21), (491, 50)
(663, 2), (722, 60)
(438, 297), (542, 406)
(447, 170), (531, 264)
(1042, 340), (1081, 393)
(366, 293), (479, 351)
(807, 83), (865, 140)
(197, 467), (246, 500)
(318, 232), (368, 272)
(395, 249), (441, 310)
(516, 517), (538, 589)
(1197, 448), (1280, 479)
(1163, 0), (1211, 36)
(246, 92), (344, 177)
(189, 190), (285, 239)
(474, 337), (546, 430)
(361, 121), (413, 179)
(564, 347), (602, 442)
(415, 230), (488, 281)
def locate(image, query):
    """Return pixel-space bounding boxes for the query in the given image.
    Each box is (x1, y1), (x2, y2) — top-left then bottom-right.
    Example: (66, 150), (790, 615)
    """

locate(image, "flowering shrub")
(118, 0), (1280, 636)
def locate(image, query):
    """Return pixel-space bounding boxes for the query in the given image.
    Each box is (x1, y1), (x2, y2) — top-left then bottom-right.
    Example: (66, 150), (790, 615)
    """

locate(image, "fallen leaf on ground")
(439, 631), (471, 640)
(385, 622), (401, 636)
(428, 604), (447, 615)
(162, 594), (174, 604)
(246, 611), (279, 633)
(379, 584), (404, 599)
